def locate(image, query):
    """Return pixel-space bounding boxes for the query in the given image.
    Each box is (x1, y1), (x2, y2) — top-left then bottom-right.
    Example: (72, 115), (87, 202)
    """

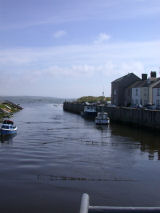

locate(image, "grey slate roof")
(153, 82), (160, 88)
(112, 73), (140, 83)
(130, 78), (160, 88)
(127, 80), (142, 88)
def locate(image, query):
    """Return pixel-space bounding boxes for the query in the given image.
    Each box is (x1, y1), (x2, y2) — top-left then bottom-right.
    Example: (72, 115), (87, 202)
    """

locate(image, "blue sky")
(0, 0), (160, 98)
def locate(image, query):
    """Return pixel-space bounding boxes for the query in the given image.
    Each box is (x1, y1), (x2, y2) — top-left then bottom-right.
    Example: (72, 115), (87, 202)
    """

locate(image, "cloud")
(94, 33), (111, 44)
(0, 40), (159, 66)
(44, 64), (96, 78)
(42, 61), (144, 79)
(0, 60), (146, 96)
(0, 39), (160, 86)
(53, 30), (67, 38)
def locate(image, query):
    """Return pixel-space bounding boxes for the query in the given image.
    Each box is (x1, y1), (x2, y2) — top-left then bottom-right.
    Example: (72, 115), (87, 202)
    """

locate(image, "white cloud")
(0, 40), (159, 66)
(0, 39), (160, 88)
(53, 30), (67, 38)
(43, 64), (96, 78)
(94, 33), (111, 44)
(43, 61), (144, 79)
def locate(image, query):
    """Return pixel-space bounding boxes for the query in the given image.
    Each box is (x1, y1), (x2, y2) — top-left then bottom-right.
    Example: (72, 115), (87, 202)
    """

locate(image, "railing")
(80, 193), (160, 213)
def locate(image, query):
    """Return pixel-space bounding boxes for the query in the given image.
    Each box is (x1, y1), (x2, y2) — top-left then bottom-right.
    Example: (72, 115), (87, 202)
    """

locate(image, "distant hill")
(0, 96), (68, 105)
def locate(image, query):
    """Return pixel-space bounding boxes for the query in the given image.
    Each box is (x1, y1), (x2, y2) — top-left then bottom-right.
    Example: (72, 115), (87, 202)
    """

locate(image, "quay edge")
(63, 102), (160, 131)
(63, 102), (84, 114)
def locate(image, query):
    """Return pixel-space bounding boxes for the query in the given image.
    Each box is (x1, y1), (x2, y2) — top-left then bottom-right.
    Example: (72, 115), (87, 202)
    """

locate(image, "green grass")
(0, 103), (21, 122)
(76, 96), (111, 103)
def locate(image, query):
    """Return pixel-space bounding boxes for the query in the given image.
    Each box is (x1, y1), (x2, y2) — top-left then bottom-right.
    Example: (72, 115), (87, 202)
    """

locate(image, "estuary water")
(0, 99), (160, 213)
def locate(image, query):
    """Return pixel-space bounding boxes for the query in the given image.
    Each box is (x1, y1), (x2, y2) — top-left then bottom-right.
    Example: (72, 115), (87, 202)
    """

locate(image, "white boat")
(95, 112), (110, 125)
(0, 120), (17, 135)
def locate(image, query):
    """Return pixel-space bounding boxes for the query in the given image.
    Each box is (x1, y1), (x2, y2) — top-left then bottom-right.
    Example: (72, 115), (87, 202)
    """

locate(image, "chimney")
(142, 74), (147, 80)
(150, 71), (156, 78)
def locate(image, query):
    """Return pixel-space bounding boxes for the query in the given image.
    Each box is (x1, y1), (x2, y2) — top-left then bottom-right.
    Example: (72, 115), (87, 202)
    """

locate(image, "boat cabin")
(84, 105), (96, 113)
(1, 124), (16, 129)
(96, 112), (108, 119)
(3, 120), (14, 125)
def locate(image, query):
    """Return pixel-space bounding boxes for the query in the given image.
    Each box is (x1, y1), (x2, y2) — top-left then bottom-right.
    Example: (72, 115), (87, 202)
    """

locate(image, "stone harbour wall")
(63, 102), (160, 130)
(63, 102), (84, 114)
(104, 106), (160, 130)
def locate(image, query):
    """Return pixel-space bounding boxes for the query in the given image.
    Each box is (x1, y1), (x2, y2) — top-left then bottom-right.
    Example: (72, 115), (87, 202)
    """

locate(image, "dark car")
(143, 104), (156, 110)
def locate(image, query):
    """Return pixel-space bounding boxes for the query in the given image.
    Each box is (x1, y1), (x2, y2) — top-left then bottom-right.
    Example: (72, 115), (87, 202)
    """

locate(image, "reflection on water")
(95, 124), (110, 131)
(110, 123), (160, 160)
(0, 133), (16, 144)
(0, 102), (160, 213)
(37, 174), (135, 183)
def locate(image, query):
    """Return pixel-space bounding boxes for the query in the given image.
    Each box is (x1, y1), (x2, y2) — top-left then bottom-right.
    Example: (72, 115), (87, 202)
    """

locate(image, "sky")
(0, 0), (160, 98)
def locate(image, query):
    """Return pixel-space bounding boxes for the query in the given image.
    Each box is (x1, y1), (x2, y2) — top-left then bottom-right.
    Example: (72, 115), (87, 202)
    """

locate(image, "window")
(136, 88), (138, 96)
(144, 100), (147, 105)
(156, 99), (160, 107)
(144, 88), (147, 97)
(2, 125), (9, 129)
(114, 89), (117, 95)
(157, 88), (160, 96)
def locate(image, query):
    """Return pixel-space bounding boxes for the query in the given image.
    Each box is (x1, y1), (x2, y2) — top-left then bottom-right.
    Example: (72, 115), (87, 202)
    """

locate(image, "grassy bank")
(0, 101), (23, 122)
(76, 96), (111, 103)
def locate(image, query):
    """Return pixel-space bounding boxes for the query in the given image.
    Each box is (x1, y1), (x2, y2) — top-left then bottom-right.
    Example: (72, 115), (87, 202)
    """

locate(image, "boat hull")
(83, 112), (97, 120)
(95, 119), (110, 125)
(1, 129), (17, 135)
(0, 120), (17, 136)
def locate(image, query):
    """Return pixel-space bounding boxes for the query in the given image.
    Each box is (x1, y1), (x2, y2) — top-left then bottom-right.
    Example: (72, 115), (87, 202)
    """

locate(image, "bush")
(76, 96), (111, 103)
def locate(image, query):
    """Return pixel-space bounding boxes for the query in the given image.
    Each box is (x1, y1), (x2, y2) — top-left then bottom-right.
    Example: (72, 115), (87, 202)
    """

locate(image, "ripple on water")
(1, 103), (160, 212)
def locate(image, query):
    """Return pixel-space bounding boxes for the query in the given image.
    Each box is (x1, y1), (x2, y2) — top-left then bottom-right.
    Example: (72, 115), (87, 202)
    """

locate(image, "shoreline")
(0, 100), (23, 122)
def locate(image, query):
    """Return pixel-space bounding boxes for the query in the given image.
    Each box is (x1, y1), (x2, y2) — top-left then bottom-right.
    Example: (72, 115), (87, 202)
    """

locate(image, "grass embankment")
(76, 96), (111, 103)
(0, 102), (22, 122)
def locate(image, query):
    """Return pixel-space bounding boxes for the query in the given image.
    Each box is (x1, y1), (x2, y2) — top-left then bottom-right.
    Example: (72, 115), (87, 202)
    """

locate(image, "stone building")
(111, 73), (140, 106)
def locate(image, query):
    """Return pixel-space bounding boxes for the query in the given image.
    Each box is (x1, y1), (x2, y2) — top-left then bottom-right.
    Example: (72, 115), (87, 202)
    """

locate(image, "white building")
(153, 83), (160, 109)
(132, 87), (141, 105)
(131, 72), (160, 106)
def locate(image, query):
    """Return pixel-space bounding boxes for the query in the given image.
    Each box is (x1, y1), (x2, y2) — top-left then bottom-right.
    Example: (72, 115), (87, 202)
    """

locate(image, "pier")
(63, 102), (160, 131)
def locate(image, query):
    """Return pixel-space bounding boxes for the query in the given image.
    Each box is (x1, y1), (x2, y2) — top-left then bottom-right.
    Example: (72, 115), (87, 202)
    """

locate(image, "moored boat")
(95, 112), (110, 125)
(83, 105), (97, 119)
(0, 120), (17, 135)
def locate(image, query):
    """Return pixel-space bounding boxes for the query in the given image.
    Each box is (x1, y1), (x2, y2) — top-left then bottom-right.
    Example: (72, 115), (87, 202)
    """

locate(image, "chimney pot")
(150, 71), (156, 78)
(142, 74), (147, 80)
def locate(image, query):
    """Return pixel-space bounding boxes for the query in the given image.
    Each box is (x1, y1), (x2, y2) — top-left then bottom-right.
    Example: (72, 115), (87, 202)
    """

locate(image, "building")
(111, 73), (140, 106)
(153, 83), (160, 109)
(131, 72), (160, 106)
(124, 80), (142, 106)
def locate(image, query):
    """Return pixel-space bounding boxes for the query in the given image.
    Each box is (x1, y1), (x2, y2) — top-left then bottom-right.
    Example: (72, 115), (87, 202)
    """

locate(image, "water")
(0, 100), (160, 213)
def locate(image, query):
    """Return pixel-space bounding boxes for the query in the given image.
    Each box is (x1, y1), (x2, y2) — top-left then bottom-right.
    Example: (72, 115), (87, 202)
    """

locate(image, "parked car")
(143, 104), (156, 110)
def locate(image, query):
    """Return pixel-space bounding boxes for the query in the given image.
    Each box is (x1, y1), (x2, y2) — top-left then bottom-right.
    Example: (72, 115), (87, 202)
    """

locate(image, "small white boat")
(95, 112), (110, 125)
(0, 120), (17, 135)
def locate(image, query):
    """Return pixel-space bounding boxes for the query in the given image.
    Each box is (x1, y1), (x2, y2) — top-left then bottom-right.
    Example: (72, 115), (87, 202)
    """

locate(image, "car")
(143, 104), (156, 110)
